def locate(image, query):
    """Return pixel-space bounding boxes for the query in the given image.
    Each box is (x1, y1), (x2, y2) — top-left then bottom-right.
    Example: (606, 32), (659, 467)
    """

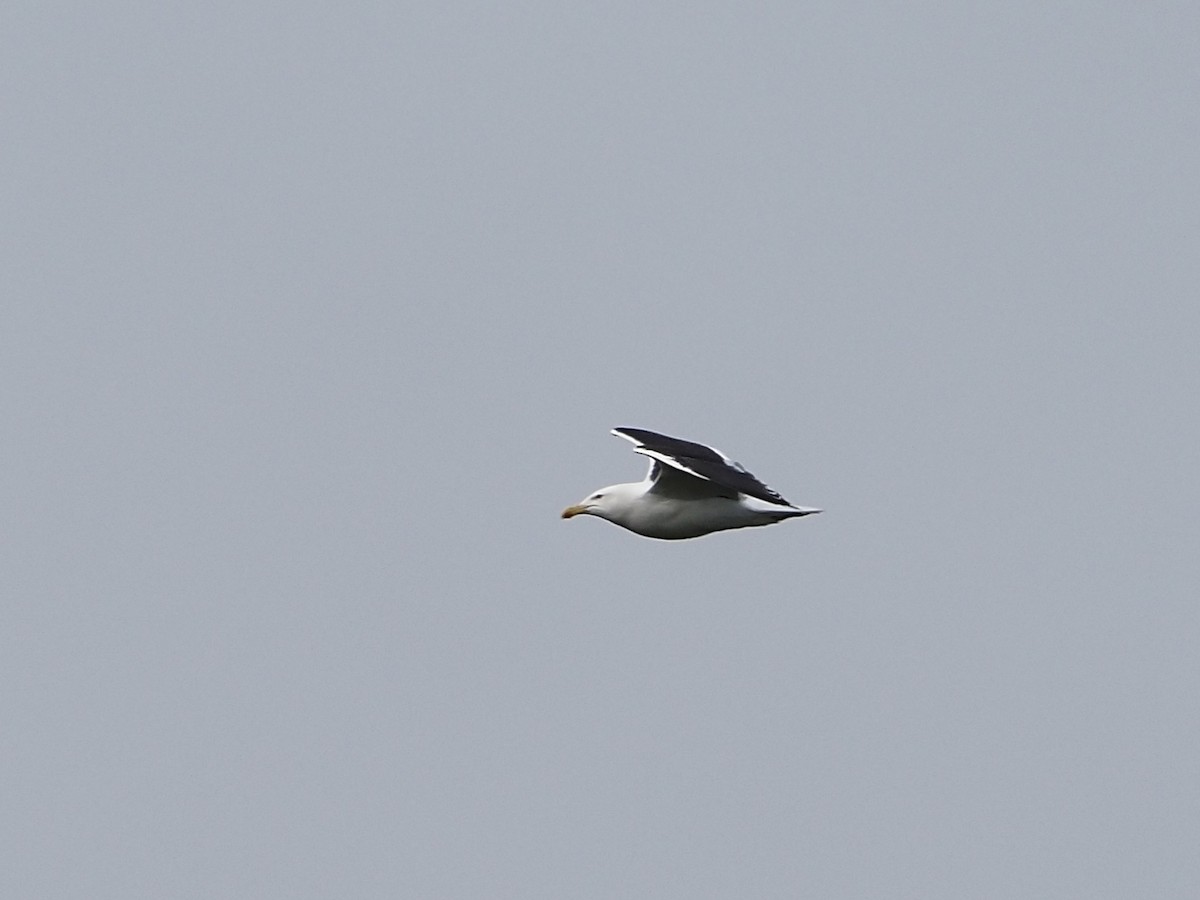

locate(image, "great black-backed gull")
(561, 428), (822, 540)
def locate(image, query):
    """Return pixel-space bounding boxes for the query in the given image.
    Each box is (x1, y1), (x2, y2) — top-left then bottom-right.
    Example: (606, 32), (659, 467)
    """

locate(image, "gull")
(562, 428), (821, 540)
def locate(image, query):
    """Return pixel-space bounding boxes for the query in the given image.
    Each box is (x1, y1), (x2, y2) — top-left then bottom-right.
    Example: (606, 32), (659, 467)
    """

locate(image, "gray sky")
(4, 3), (1199, 897)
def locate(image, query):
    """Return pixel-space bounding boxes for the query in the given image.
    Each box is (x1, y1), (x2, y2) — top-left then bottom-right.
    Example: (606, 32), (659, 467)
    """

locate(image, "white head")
(561, 482), (644, 525)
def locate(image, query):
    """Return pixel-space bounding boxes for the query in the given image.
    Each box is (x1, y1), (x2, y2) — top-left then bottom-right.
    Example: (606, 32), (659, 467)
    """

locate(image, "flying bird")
(561, 428), (821, 540)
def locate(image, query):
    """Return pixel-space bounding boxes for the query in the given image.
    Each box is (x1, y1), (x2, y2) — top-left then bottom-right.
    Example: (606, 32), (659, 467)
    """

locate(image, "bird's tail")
(776, 506), (822, 519)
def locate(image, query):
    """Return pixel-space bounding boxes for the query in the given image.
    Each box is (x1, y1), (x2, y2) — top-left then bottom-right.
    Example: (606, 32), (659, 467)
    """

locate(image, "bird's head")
(561, 484), (633, 522)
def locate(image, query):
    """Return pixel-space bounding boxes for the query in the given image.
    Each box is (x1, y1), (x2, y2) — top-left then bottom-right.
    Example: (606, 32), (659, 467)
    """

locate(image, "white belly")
(618, 494), (780, 540)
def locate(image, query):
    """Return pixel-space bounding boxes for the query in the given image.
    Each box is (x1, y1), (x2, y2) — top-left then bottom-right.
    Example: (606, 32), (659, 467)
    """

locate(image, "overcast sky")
(4, 3), (1199, 898)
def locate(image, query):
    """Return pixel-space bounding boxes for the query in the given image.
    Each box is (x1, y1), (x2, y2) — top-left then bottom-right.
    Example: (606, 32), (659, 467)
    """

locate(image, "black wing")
(612, 427), (794, 506)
